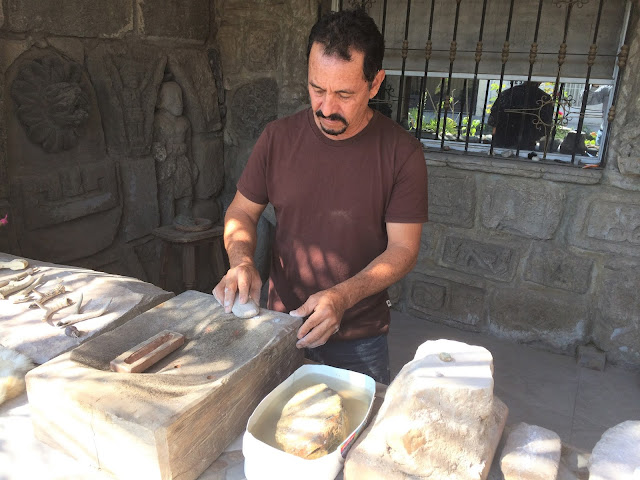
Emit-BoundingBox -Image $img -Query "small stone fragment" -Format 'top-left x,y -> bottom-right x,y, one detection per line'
275,383 -> 346,459
231,296 -> 259,319
500,422 -> 561,480
64,326 -> 81,338
589,420 -> 640,480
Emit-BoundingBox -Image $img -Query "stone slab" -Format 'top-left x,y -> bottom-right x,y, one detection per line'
0,253 -> 173,365
120,156 -> 160,242
5,0 -> 133,37
26,291 -> 304,480
137,0 -> 210,41
500,422 -> 562,480
343,339 -> 508,480
589,421 -> 640,480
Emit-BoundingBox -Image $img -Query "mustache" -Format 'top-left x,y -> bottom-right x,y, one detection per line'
315,110 -> 348,125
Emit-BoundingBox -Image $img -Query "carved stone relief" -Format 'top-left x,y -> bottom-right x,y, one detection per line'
441,235 -> 517,281
570,191 -> 640,257
524,243 -> 594,294
87,44 -> 166,156
481,177 -> 565,240
152,81 -> 197,226
11,55 -> 90,153
6,48 -> 121,263
427,167 -> 476,228
407,273 -> 485,327
230,78 -> 278,139
245,26 -> 279,72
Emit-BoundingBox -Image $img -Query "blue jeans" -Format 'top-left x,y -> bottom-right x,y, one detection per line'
305,335 -> 390,385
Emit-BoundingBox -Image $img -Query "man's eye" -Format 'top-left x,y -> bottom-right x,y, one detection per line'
338,94 -> 351,100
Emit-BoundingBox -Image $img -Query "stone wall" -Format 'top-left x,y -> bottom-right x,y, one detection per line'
396,10 -> 640,369
0,0 -> 318,289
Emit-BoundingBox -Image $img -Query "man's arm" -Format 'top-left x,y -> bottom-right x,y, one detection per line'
292,222 -> 423,348
212,191 -> 266,312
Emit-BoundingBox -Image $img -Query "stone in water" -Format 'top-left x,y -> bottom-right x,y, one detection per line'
275,383 -> 346,459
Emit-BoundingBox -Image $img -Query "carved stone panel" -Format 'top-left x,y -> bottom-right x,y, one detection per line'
87,44 -> 166,157
230,78 -> 278,139
406,273 -> 486,326
481,177 -> 565,239
428,167 -> 476,228
168,50 -> 221,134
441,235 -> 517,281
5,49 -> 121,263
120,156 -> 159,242
11,55 -> 90,153
524,243 -> 594,294
137,0 -> 210,41
489,289 -> 588,352
570,191 -> 640,257
593,261 -> 640,366
5,0 -> 133,37
245,25 -> 279,72
192,133 -> 224,200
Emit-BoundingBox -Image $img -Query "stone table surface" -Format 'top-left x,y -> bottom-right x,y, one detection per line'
0,252 -> 174,364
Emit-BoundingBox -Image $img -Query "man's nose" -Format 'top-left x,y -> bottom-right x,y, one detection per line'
320,93 -> 338,116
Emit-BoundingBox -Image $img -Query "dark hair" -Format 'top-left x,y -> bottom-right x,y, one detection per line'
307,9 -> 385,84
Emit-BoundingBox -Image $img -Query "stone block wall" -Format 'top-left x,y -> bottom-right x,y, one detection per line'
396,10 -> 640,369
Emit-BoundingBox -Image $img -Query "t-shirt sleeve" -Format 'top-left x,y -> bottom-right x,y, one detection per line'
385,144 -> 429,224
236,126 -> 271,205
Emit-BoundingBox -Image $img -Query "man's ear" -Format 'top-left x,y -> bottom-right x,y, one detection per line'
369,69 -> 386,99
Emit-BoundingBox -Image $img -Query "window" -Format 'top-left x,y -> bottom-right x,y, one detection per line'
341,0 -> 633,167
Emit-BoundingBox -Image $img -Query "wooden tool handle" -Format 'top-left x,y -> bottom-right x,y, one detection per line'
110,330 -> 185,373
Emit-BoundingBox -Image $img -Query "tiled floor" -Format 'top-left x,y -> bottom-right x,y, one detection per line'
2,310 -> 639,479
388,310 -> 640,452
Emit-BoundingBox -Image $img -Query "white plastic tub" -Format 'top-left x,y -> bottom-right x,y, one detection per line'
243,364 -> 376,480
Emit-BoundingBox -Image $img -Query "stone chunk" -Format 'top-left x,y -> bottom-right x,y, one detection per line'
500,422 -> 561,480
589,421 -> 640,480
275,383 -> 346,459
344,339 -> 508,480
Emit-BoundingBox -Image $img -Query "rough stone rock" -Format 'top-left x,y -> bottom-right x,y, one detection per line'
0,345 -> 35,405
589,421 -> 640,480
344,339 -> 508,480
5,0 -> 133,37
231,296 -> 260,319
500,422 -> 561,480
275,383 -> 346,459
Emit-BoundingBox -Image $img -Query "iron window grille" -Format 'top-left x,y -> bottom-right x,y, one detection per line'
336,0 -> 632,168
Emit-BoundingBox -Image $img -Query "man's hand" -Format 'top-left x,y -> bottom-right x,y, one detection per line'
291,287 -> 350,349
212,262 -> 262,314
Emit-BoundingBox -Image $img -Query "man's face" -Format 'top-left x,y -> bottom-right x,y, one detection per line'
308,42 -> 384,140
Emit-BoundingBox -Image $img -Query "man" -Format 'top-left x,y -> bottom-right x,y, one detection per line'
213,9 -> 428,384
488,81 -> 554,151
583,84 -> 612,146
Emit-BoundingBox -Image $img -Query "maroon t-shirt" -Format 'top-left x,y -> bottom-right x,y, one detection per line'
238,108 -> 428,340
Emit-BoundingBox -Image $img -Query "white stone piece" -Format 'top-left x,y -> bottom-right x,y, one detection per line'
589,421 -> 640,480
232,296 -> 260,319
0,345 -> 35,405
500,422 -> 561,480
344,339 -> 508,480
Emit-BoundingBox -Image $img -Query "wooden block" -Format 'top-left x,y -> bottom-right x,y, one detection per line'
26,291 -> 304,480
110,330 -> 185,373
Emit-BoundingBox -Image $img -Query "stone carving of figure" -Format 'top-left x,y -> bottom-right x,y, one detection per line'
152,81 -> 198,226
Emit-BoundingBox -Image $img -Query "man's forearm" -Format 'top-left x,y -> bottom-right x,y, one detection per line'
223,205 -> 259,269
331,242 -> 418,311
